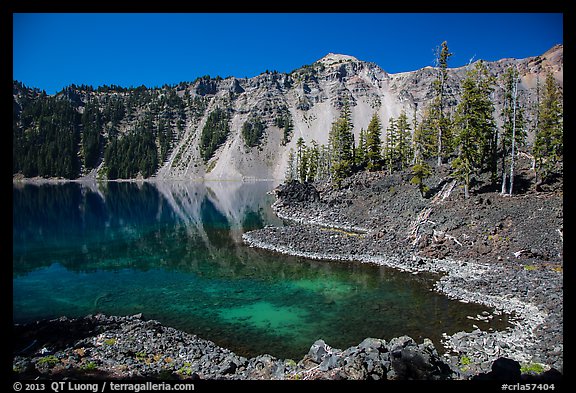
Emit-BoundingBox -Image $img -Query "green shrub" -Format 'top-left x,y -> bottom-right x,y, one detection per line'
459,356 -> 472,372
177,362 -> 193,376
521,363 -> 546,374
81,361 -> 97,371
38,355 -> 59,366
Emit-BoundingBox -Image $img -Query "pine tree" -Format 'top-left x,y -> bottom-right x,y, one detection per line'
452,61 -> 497,198
396,110 -> 412,170
81,99 -> 102,170
384,117 -> 397,174
366,113 -> 383,171
285,148 -> 296,182
500,66 -> 526,195
340,100 -> 355,163
317,144 -> 332,181
355,128 -> 368,169
305,140 -> 320,182
296,137 -> 307,182
433,41 -> 453,166
411,103 -> 419,164
341,97 -> 353,128
410,162 -> 432,197
476,64 -> 498,183
329,118 -> 354,186
199,107 -> 230,162
328,102 -> 355,187
533,72 -> 563,190
283,115 -> 294,145
242,116 -> 266,148
413,107 -> 437,163
157,118 -> 173,163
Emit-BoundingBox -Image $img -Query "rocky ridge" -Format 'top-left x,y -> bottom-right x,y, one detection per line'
13,45 -> 563,181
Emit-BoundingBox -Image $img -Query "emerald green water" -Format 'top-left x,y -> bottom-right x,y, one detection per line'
13,181 -> 509,360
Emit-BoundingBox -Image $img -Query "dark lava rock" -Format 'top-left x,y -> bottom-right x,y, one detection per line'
387,336 -> 453,380
15,315 -> 558,381
291,336 -> 453,380
521,368 -> 563,382
307,339 -> 330,363
473,357 -> 521,380
275,180 -> 320,205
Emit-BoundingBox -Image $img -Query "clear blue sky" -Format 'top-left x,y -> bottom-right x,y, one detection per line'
13,13 -> 563,94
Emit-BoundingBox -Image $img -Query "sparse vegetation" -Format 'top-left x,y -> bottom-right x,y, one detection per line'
177,362 -> 194,376
520,363 -> 546,374
241,116 -> 266,148
199,108 -> 230,162
38,355 -> 59,366
81,361 -> 98,371
459,356 -> 472,371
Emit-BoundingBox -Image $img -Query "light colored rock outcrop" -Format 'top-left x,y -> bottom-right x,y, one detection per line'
153,45 -> 562,182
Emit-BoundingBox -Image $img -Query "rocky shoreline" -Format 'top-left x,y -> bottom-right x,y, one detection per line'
13,314 -> 457,381
243,171 -> 563,377
242,228 -> 559,376
12,314 -> 561,381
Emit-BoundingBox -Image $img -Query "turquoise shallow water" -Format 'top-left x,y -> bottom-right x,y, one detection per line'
13,181 -> 509,360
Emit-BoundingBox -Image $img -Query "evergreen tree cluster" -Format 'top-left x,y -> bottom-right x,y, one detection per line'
533,73 -> 563,189
13,95 -> 81,178
451,61 -> 498,198
383,112 -> 412,173
408,49 -> 560,197
81,100 -> 103,170
157,118 -> 174,163
285,41 -> 562,198
500,66 -> 526,195
275,108 -> 294,145
199,108 -> 230,162
241,116 -> 266,148
13,80 -> 210,179
104,129 -> 158,179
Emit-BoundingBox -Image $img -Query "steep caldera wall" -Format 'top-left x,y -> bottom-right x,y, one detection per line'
12,45 -> 562,182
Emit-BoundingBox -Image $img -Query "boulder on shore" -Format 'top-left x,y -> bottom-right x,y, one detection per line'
274,181 -> 320,205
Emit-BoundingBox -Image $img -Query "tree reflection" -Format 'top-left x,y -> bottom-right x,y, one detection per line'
13,181 -> 277,277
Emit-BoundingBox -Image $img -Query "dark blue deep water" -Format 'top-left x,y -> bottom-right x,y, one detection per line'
13,181 -> 509,360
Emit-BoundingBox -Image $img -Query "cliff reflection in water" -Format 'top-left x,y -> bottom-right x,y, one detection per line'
13,180 -> 282,277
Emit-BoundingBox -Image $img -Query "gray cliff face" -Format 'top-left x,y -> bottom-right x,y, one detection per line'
165,45 -> 562,182
13,45 -> 563,181
172,46 -> 563,180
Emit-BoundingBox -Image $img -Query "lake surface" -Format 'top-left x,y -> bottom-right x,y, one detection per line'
13,181 -> 509,360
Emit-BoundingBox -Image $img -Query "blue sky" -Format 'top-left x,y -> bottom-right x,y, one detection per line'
13,13 -> 563,94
